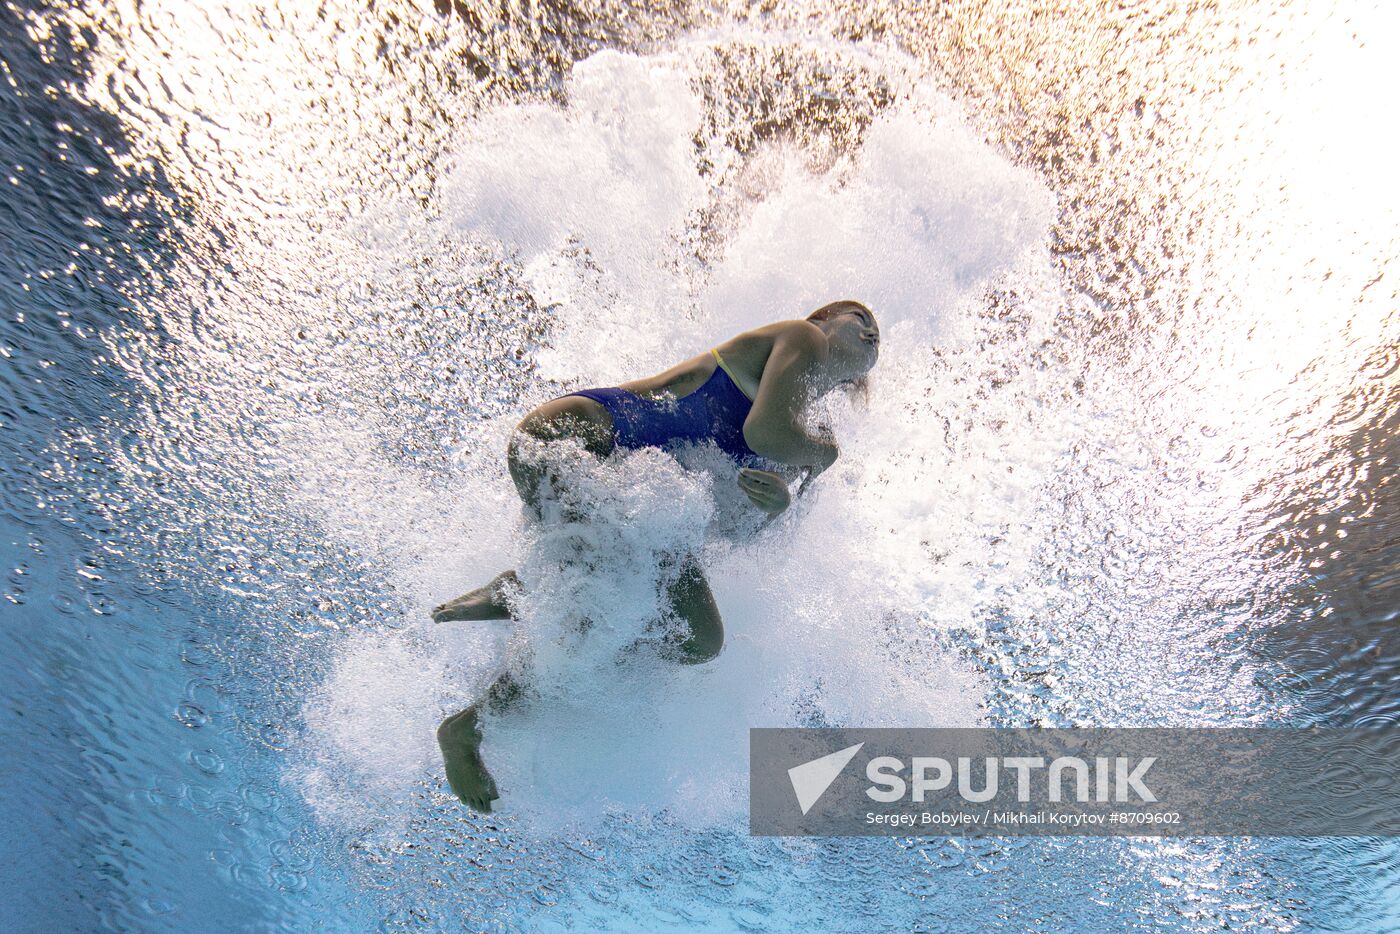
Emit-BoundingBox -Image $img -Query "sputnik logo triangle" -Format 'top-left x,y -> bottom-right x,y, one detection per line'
788,742 -> 865,815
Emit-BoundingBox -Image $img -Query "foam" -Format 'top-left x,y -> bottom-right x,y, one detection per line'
702,98 -> 1054,341
297,36 -> 1056,829
437,50 -> 709,385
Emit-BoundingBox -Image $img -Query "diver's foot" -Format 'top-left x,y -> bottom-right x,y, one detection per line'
432,571 -> 518,623
436,707 -> 499,812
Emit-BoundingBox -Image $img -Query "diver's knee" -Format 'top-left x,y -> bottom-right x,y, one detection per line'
677,621 -> 724,664
681,641 -> 723,665
660,637 -> 722,666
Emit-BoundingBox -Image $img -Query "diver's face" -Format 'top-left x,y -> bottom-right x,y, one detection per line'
826,306 -> 880,375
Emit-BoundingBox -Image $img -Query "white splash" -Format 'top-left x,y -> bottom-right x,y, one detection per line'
298,36 -> 1057,829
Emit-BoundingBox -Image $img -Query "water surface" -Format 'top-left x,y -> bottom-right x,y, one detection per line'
2,0 -> 1398,930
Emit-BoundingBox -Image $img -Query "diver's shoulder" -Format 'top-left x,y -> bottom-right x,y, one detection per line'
768,319 -> 828,356
716,319 -> 826,372
748,318 -> 826,349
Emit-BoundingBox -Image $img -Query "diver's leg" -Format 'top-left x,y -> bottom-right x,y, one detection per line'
431,395 -> 614,625
660,553 -> 725,664
435,397 -> 613,809
436,672 -> 521,812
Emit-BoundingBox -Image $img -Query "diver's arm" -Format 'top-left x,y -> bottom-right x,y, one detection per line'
741,323 -> 840,469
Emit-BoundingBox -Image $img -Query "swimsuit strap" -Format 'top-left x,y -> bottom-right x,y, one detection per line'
710,347 -> 755,402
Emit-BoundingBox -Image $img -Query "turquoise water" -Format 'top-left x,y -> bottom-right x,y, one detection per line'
2,0 -> 1399,930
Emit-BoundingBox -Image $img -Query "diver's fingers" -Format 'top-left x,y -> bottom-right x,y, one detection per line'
739,478 -> 770,498
743,488 -> 778,509
738,471 -> 775,492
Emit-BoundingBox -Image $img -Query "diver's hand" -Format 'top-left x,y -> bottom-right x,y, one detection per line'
738,468 -> 791,516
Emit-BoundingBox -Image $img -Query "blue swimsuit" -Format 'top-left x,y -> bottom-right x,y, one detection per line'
566,348 -> 762,464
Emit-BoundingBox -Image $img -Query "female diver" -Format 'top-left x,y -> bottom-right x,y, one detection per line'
432,299 -> 880,811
